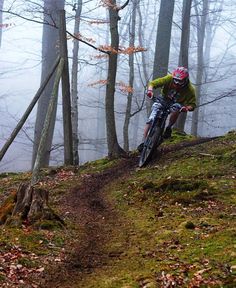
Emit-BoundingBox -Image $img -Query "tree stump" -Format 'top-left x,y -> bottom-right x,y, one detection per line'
1,182 -> 64,228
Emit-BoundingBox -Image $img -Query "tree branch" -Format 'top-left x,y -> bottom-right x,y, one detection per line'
119,0 -> 130,11
198,89 -> 236,108
0,9 -> 110,54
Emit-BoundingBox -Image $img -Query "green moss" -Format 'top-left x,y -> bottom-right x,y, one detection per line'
0,132 -> 236,287
0,191 -> 17,224
155,178 -> 209,192
80,158 -> 119,174
164,129 -> 196,145
34,219 -> 64,230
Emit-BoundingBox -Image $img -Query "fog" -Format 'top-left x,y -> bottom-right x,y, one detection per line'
0,0 -> 236,173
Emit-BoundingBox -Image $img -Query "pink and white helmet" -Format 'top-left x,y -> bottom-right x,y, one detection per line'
172,67 -> 189,88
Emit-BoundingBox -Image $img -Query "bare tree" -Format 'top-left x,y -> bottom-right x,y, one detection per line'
191,0 -> 208,136
71,0 -> 82,165
123,0 -> 139,151
152,0 -> 175,81
105,0 -> 129,158
198,0 -> 224,134
32,0 -> 65,169
175,0 -> 192,132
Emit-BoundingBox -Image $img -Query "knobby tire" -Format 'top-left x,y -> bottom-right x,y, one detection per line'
139,125 -> 162,167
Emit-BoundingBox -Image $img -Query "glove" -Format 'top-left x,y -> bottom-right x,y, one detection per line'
180,106 -> 189,112
147,89 -> 153,99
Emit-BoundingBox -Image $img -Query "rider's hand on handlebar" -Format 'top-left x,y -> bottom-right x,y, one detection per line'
180,105 -> 193,112
180,106 -> 189,112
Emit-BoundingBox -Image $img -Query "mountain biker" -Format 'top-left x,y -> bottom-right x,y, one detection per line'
138,67 -> 196,152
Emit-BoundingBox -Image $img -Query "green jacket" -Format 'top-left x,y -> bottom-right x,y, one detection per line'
149,74 -> 196,109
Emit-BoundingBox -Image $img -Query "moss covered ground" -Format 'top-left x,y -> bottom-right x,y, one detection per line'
0,131 -> 235,287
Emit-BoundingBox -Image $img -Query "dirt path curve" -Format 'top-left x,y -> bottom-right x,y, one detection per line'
41,137 -> 217,287
41,155 -> 138,288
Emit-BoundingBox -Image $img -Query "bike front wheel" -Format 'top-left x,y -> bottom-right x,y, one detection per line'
139,125 -> 162,167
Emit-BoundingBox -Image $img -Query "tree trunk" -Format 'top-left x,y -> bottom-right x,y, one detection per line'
105,0 -> 127,158
31,58 -> 64,185
32,0 -> 65,169
0,0 -> 4,48
59,10 -> 74,166
153,0 -> 175,81
191,0 -> 208,136
71,0 -> 82,165
123,0 -> 138,152
137,2 -> 155,116
198,0 -> 223,135
175,0 -> 192,132
1,183 -> 64,228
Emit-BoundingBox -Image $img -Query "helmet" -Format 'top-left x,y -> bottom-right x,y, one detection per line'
172,67 -> 189,88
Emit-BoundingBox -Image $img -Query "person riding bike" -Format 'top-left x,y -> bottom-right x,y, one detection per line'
138,67 -> 196,152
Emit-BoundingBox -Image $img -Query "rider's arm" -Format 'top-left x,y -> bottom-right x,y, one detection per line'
148,74 -> 172,89
182,83 -> 196,111
147,75 -> 172,99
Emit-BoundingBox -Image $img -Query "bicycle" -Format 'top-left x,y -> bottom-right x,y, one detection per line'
138,96 -> 181,168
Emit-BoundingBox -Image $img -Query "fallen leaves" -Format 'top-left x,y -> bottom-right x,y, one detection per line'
0,245 -> 42,287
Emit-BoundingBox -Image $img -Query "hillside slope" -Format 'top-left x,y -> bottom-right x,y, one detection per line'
0,131 -> 235,287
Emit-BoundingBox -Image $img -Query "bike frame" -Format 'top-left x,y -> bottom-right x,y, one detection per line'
138,100 -> 174,167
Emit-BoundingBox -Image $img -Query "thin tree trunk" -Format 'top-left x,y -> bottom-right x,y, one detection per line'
137,3 -> 152,116
31,58 -> 64,185
59,10 -> 73,165
198,0 -> 223,135
153,0 -> 175,80
105,0 -> 128,158
191,0 -> 208,136
32,0 -> 64,169
175,0 -> 192,132
123,0 -> 138,151
71,0 -> 82,165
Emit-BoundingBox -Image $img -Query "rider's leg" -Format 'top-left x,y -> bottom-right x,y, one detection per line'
143,123 -> 151,140
167,111 -> 180,127
143,101 -> 162,140
137,122 -> 151,152
164,111 -> 180,139
138,101 -> 162,151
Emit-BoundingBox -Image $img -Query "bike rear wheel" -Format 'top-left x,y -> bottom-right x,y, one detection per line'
139,125 -> 162,167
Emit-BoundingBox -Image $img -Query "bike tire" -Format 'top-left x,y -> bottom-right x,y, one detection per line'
139,125 -> 162,167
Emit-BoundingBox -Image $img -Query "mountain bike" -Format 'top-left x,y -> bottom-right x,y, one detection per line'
139,98 -> 179,167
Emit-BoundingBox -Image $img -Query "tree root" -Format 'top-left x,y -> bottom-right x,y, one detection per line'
0,182 -> 64,229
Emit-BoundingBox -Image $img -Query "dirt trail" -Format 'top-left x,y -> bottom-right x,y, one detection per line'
41,156 -> 138,288
41,137 -> 217,287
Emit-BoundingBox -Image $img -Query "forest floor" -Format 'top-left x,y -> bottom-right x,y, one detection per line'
0,131 -> 236,287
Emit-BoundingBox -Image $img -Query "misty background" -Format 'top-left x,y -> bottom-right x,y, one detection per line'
0,0 -> 236,173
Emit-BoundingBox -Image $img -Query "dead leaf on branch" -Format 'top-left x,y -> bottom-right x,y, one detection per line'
117,81 -> 134,94
92,54 -> 109,59
100,0 -> 118,10
87,79 -> 133,94
88,79 -> 108,87
97,45 -> 147,54
119,46 -> 147,54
